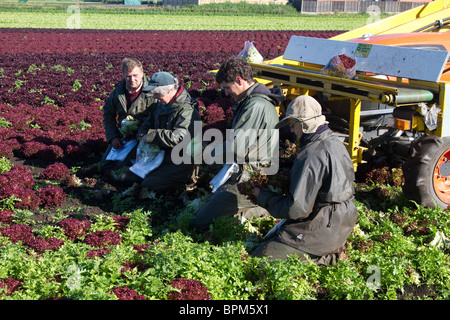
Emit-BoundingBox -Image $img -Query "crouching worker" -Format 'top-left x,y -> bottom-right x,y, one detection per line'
117,71 -> 200,197
191,56 -> 283,231
100,58 -> 157,176
251,95 -> 357,265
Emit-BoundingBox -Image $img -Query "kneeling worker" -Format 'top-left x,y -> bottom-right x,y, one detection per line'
251,95 -> 357,264
118,71 -> 200,195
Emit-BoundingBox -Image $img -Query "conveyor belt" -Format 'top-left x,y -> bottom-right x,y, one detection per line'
385,87 -> 435,104
250,62 -> 437,106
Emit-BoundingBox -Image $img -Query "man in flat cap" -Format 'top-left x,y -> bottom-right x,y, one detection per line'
117,71 -> 200,195
251,95 -> 357,265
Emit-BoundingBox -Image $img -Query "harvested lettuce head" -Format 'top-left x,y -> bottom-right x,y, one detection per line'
119,115 -> 139,137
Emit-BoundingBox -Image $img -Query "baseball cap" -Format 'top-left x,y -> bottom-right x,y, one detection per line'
275,95 -> 328,133
143,71 -> 175,92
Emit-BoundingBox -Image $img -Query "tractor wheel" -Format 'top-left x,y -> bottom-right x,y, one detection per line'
402,135 -> 450,209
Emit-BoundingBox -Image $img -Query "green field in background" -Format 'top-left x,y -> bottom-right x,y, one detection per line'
0,11 -> 377,30
0,2 -> 385,30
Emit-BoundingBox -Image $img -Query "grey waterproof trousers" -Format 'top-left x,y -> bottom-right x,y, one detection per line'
251,237 -> 342,265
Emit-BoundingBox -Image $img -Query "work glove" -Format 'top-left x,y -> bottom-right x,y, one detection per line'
144,129 -> 158,144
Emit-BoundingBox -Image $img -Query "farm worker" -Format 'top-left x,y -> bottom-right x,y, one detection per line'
116,71 -> 200,195
101,57 -> 157,172
251,95 -> 358,264
191,56 -> 283,230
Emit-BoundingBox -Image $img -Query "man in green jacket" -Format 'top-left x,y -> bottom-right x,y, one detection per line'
191,56 -> 283,231
117,71 -> 200,194
101,58 -> 157,171
251,95 -> 358,265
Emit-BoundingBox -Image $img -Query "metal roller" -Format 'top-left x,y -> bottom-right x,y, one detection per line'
381,88 -> 434,105
395,88 -> 435,104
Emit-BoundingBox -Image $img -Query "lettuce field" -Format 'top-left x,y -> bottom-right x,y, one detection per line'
1,23 -> 450,305
0,3 -> 378,31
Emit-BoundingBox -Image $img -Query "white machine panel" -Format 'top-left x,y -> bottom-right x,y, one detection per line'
283,35 -> 449,82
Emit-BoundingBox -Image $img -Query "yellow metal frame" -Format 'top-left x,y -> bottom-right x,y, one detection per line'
208,0 -> 450,169
250,62 -> 400,105
348,98 -> 365,169
248,61 -> 443,169
331,0 -> 450,41
249,62 -> 440,106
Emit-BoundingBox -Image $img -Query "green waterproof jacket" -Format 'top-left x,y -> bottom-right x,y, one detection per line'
212,82 -> 282,169
257,127 -> 358,256
138,87 -> 200,163
102,76 -> 157,143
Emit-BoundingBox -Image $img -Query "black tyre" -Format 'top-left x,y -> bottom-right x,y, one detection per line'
402,135 -> 450,209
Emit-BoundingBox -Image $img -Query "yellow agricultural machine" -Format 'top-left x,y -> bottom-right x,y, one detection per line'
248,0 -> 450,209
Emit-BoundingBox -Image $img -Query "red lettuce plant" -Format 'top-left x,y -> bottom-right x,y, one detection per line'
0,165 -> 34,190
57,217 -> 91,241
0,222 -> 63,253
237,170 -> 270,205
0,209 -> 14,224
237,168 -> 290,205
14,188 -> 41,210
112,215 -> 130,231
0,127 -> 13,140
0,223 -> 34,244
111,286 -> 146,300
37,185 -> 67,208
19,141 -> 47,159
84,230 -> 122,247
0,186 -> 41,210
202,103 -> 226,125
121,260 -> 148,275
40,163 -> 71,181
0,166 -> 39,209
2,138 -> 20,151
0,143 -> 14,159
364,165 -> 404,187
132,243 -> 152,256
0,139 -> 20,159
27,236 -> 65,254
0,278 -> 22,297
86,247 -> 111,259
39,145 -> 65,160
65,144 -> 92,161
167,278 -> 212,300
